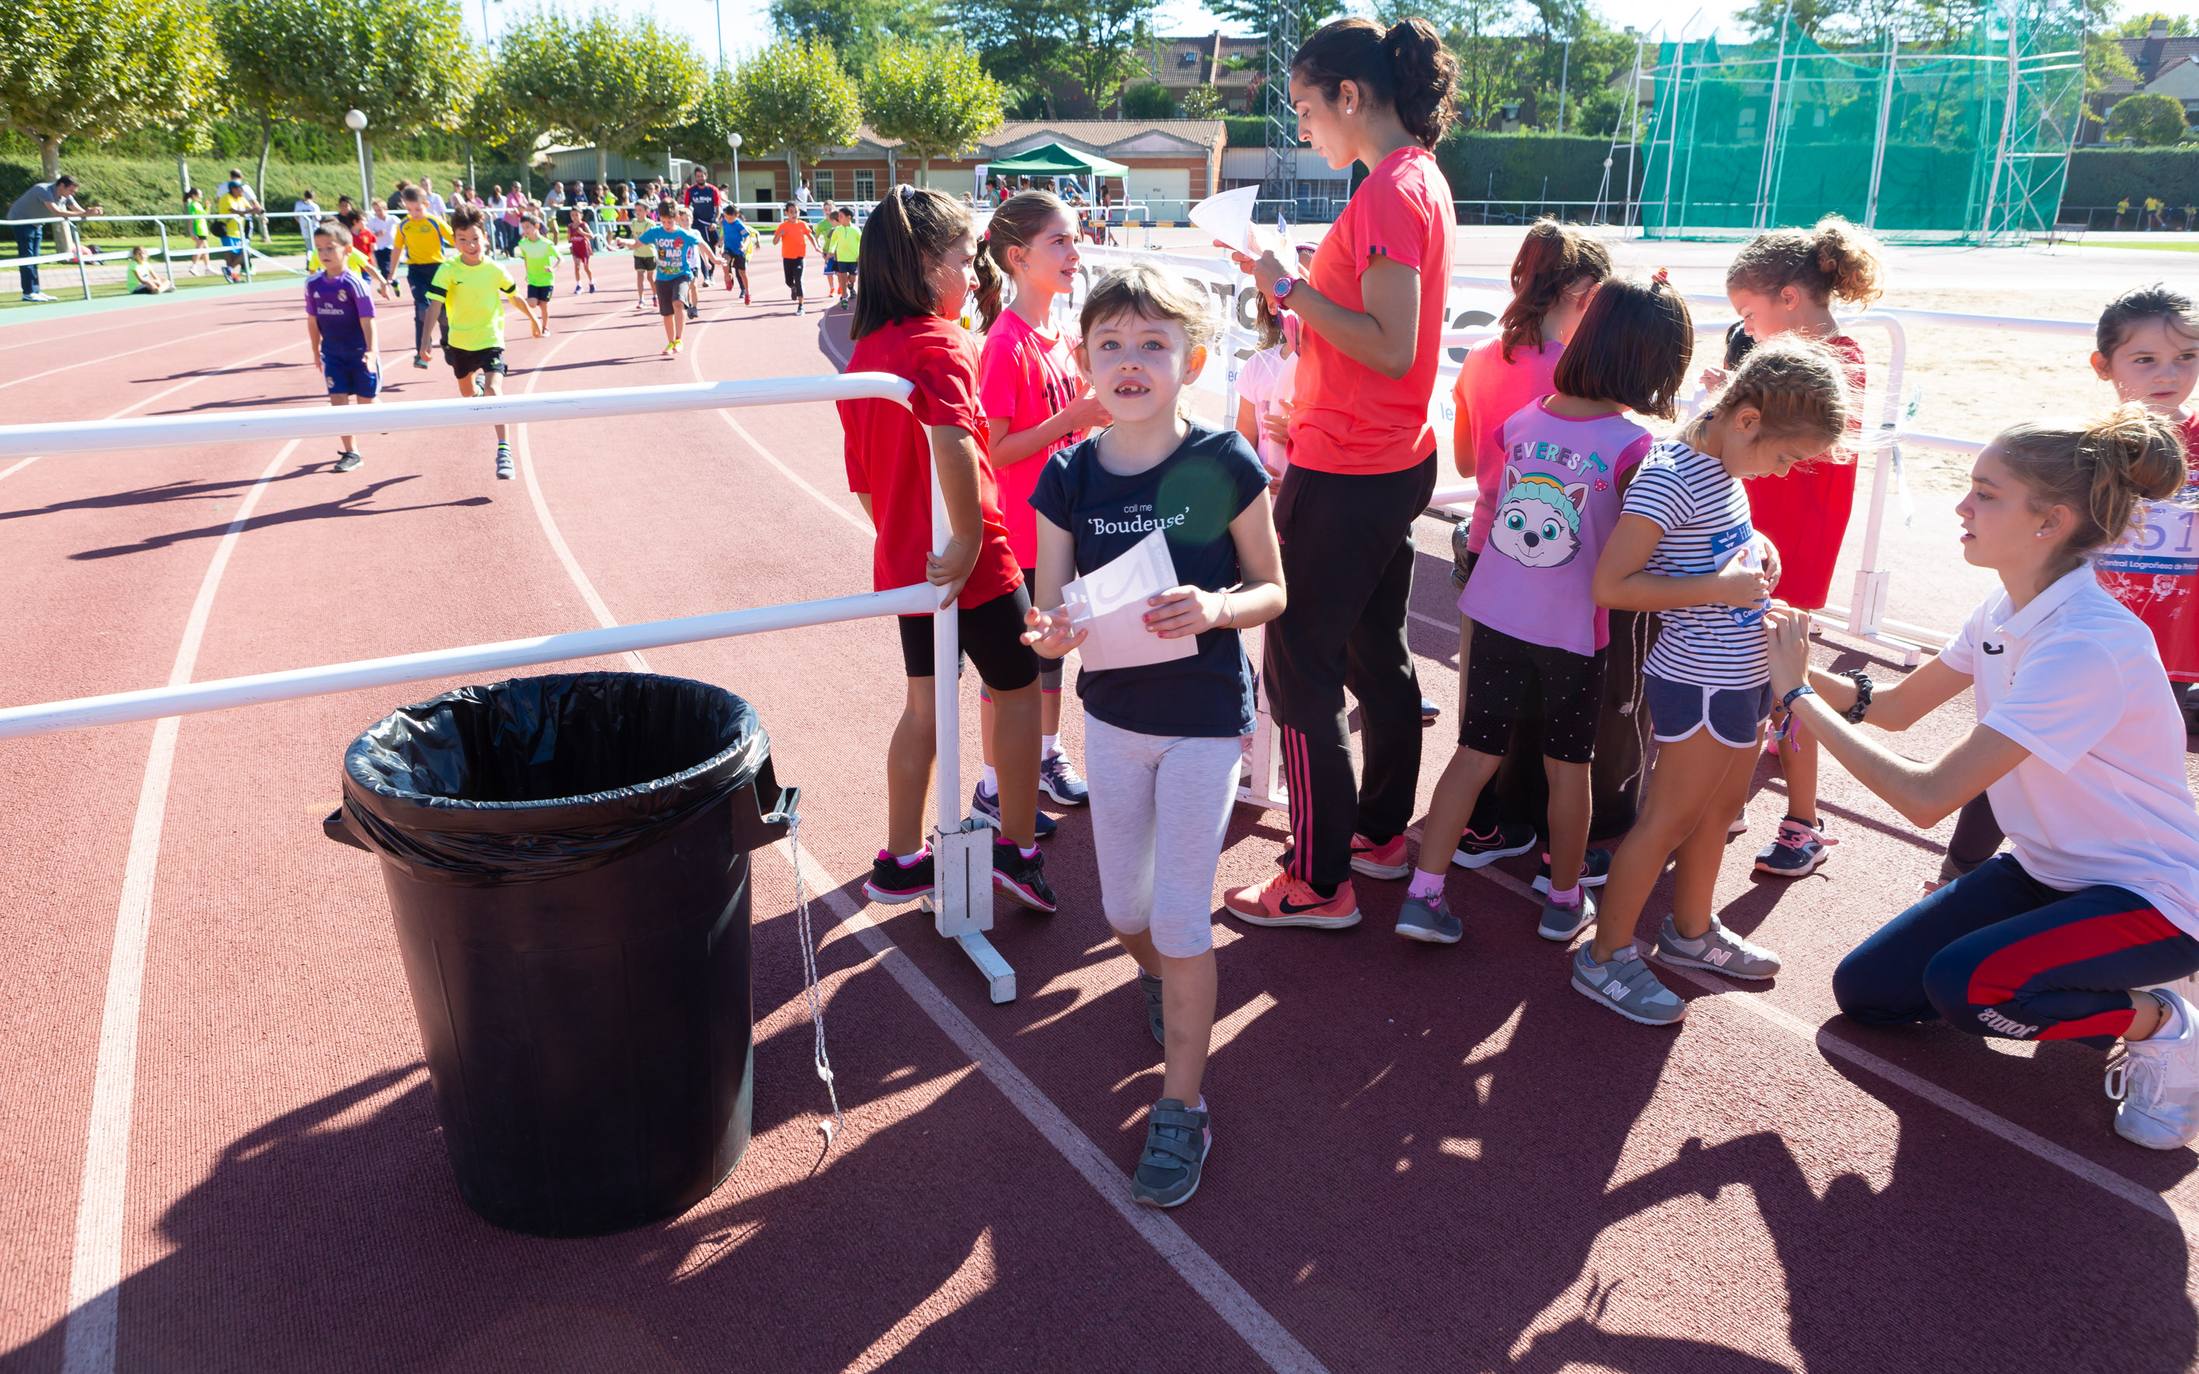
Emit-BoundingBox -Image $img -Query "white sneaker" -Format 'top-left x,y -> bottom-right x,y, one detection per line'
2109,989 -> 2199,1150
24,292 -> 57,302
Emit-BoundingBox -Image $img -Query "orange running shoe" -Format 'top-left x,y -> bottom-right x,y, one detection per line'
1222,869 -> 1359,930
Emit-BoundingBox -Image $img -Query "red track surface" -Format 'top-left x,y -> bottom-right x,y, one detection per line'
4,279 -> 2197,1374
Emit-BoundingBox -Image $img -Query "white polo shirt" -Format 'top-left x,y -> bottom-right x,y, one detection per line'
1941,566 -> 2199,937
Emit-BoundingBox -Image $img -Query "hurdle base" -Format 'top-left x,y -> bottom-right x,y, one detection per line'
924,820 -> 1015,1003
955,931 -> 1017,1004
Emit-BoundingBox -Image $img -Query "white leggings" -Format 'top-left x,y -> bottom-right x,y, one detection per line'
1084,715 -> 1242,959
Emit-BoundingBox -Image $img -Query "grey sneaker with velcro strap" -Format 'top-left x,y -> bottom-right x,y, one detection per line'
1131,1098 -> 1212,1208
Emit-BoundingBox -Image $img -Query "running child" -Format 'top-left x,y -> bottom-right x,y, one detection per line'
972,190 -> 1109,832
391,188 -> 454,364
722,207 -> 754,302
1397,274 -> 1683,946
836,184 -> 1053,915
304,224 -> 380,474
514,214 -> 561,332
773,202 -> 813,314
1574,337 -> 1853,1025
631,203 -> 659,310
415,205 -> 536,481
830,208 -> 862,307
1020,262 -> 1286,1209
183,189 -> 212,275
334,210 -> 394,297
567,201 -> 595,294
639,206 -> 713,357
1720,215 -> 1882,878
676,205 -> 705,320
822,207 -> 845,304
126,246 -> 173,295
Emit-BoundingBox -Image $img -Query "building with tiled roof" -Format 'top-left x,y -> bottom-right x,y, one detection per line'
1126,33 -> 1267,112
2084,18 -> 2199,143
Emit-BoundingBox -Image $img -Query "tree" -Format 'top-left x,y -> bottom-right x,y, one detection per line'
472,11 -> 579,188
1,0 -> 225,180
210,0 -> 327,198
1180,84 -> 1227,120
549,13 -> 707,183
771,0 -> 935,73
725,39 -> 863,192
2107,92 -> 2189,146
947,0 -> 1071,116
1054,0 -> 1159,115
1121,82 -> 1178,119
863,40 -> 1006,186
303,0 -> 479,201
2114,12 -> 2195,38
1204,0 -> 1346,34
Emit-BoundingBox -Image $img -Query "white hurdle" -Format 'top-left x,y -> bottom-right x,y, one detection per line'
0,375 -> 1025,1003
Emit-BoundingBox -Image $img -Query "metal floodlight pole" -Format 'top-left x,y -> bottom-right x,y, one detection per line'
728,132 -> 743,208
1557,38 -> 1571,135
345,110 -> 371,211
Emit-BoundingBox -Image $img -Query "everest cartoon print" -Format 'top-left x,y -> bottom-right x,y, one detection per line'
1489,465 -> 1591,569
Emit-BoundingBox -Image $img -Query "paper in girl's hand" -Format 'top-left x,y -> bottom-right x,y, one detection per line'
1061,528 -> 1199,672
1189,187 -> 1275,260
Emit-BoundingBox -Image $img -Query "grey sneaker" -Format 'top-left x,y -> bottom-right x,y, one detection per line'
1654,915 -> 1782,980
1131,1098 -> 1211,1208
333,449 -> 364,473
1395,892 -> 1462,945
1138,970 -> 1164,1045
1572,945 -> 1686,1025
1537,889 -> 1596,942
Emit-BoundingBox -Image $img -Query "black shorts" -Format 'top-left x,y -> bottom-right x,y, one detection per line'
896,587 -> 1038,691
445,346 -> 506,379
783,259 -> 805,290
525,283 -> 553,302
655,275 -> 690,316
727,250 -> 748,271
836,261 -> 857,281
1458,624 -> 1606,764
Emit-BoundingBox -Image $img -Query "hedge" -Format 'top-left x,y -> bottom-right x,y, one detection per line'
2062,147 -> 2199,208
2,153 -> 532,238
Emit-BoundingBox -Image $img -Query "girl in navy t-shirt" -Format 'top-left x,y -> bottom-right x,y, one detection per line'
1023,264 -> 1285,1210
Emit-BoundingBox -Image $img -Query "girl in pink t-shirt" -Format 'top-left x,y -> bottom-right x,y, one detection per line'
972,191 -> 1112,820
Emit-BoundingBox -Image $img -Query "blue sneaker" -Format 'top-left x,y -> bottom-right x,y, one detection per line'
1039,752 -> 1089,806
971,781 -> 1057,840
1131,1099 -> 1211,1208
1395,893 -> 1462,945
1572,944 -> 1686,1025
1532,848 -> 1612,893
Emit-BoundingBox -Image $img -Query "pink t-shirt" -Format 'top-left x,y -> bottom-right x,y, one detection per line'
1454,335 -> 1563,554
1290,145 -> 1454,476
1460,398 -> 1652,656
978,309 -> 1086,566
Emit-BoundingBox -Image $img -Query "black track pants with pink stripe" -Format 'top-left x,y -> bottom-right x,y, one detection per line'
1264,453 -> 1438,892
1833,854 -> 2199,1047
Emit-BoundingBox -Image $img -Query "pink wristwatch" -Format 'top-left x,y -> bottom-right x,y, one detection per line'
1272,274 -> 1299,311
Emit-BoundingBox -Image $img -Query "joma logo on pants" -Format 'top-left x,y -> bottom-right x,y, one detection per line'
1977,1007 -> 2039,1038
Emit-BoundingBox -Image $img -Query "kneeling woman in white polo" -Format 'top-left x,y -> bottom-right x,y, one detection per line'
1762,405 -> 2199,1149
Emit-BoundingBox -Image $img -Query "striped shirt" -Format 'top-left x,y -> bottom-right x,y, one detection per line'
1625,438 -> 1769,688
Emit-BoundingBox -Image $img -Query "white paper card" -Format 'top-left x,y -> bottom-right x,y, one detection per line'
1188,186 -> 1276,259
1062,527 -> 1198,672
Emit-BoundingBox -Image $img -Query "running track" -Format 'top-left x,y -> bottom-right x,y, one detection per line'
2,277 -> 2195,1374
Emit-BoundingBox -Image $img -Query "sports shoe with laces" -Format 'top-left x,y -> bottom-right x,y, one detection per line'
1572,944 -> 1686,1025
1653,914 -> 1782,980
1131,1098 -> 1211,1208
333,449 -> 363,473
1451,821 -> 1537,870
494,446 -> 515,481
1532,848 -> 1611,892
863,848 -> 934,903
1395,892 -> 1461,945
1039,752 -> 1089,806
970,780 -> 1056,839
1349,833 -> 1411,879
1537,888 -> 1596,942
1223,868 -> 1359,930
2109,989 -> 2199,1150
1755,817 -> 1835,877
991,839 -> 1057,913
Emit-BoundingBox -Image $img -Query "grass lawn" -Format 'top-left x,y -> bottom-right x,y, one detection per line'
0,255 -> 305,312
2072,238 -> 2199,253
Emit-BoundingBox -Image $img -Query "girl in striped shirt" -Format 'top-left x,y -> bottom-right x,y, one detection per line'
1573,338 -> 1853,1025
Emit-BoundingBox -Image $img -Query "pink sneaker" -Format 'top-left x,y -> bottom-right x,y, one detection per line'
1350,833 -> 1411,879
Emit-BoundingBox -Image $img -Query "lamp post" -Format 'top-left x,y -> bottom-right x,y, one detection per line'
727,132 -> 743,210
345,109 -> 371,211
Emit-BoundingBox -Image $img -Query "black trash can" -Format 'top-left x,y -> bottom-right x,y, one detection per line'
325,671 -> 796,1237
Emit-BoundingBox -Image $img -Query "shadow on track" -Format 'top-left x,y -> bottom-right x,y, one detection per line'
68,471 -> 494,560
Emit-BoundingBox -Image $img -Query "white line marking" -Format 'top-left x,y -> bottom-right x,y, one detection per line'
60,439 -> 302,1374
0,322 -> 249,392
1460,856 -> 2191,1232
782,842 -> 1331,1374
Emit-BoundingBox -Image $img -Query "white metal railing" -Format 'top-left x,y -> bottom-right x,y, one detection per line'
0,374 -> 1021,1003
5,210 -> 312,299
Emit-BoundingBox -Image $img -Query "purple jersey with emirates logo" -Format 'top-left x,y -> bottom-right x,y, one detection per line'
306,271 -> 375,355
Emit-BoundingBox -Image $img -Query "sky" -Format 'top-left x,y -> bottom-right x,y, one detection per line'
462,0 -> 1752,66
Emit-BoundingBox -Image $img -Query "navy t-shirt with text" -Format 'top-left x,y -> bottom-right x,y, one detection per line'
1028,424 -> 1267,738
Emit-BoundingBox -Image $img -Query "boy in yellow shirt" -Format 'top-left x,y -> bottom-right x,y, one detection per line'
416,205 -> 538,480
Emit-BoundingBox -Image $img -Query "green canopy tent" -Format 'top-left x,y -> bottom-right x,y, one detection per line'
981,142 -> 1129,206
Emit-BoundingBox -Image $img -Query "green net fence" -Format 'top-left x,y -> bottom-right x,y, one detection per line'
1639,16 -> 2084,244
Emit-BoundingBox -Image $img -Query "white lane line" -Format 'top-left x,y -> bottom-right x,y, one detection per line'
60,439 -> 304,1374
0,336 -> 306,489
781,841 -> 1331,1374
682,318 -> 870,536
0,322 -> 249,393
1459,855 -> 2191,1233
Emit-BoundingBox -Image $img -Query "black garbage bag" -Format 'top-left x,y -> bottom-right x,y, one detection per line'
326,672 -> 796,1237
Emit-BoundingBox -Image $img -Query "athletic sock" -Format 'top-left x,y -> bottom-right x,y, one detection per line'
1548,885 -> 1581,907
1042,734 -> 1060,759
2154,991 -> 2188,1041
1019,844 -> 1040,861
1406,869 -> 1445,902
893,845 -> 929,867
981,764 -> 999,793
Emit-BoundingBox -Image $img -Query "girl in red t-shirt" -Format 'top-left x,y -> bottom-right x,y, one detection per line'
1720,215 -> 1883,880
837,184 -> 1054,913
972,191 -> 1113,828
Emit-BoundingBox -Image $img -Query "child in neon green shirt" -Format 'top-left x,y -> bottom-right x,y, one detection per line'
416,206 -> 537,480
514,214 -> 561,333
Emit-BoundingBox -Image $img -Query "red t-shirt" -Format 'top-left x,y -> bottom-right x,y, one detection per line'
1743,335 -> 1867,610
351,226 -> 377,254
1290,145 -> 1454,475
979,309 -> 1087,567
839,315 -> 1023,610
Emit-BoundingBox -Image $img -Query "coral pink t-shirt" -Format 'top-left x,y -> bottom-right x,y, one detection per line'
1453,336 -> 1563,553
1290,144 -> 1454,476
978,309 -> 1086,566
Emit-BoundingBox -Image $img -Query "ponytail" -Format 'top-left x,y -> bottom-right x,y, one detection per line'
1498,218 -> 1611,363
1997,403 -> 2190,566
973,190 -> 1067,332
1294,17 -> 1460,149
1727,214 -> 1884,308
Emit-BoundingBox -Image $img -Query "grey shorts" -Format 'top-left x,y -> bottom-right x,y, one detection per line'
1646,674 -> 1772,749
1084,716 -> 1241,958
